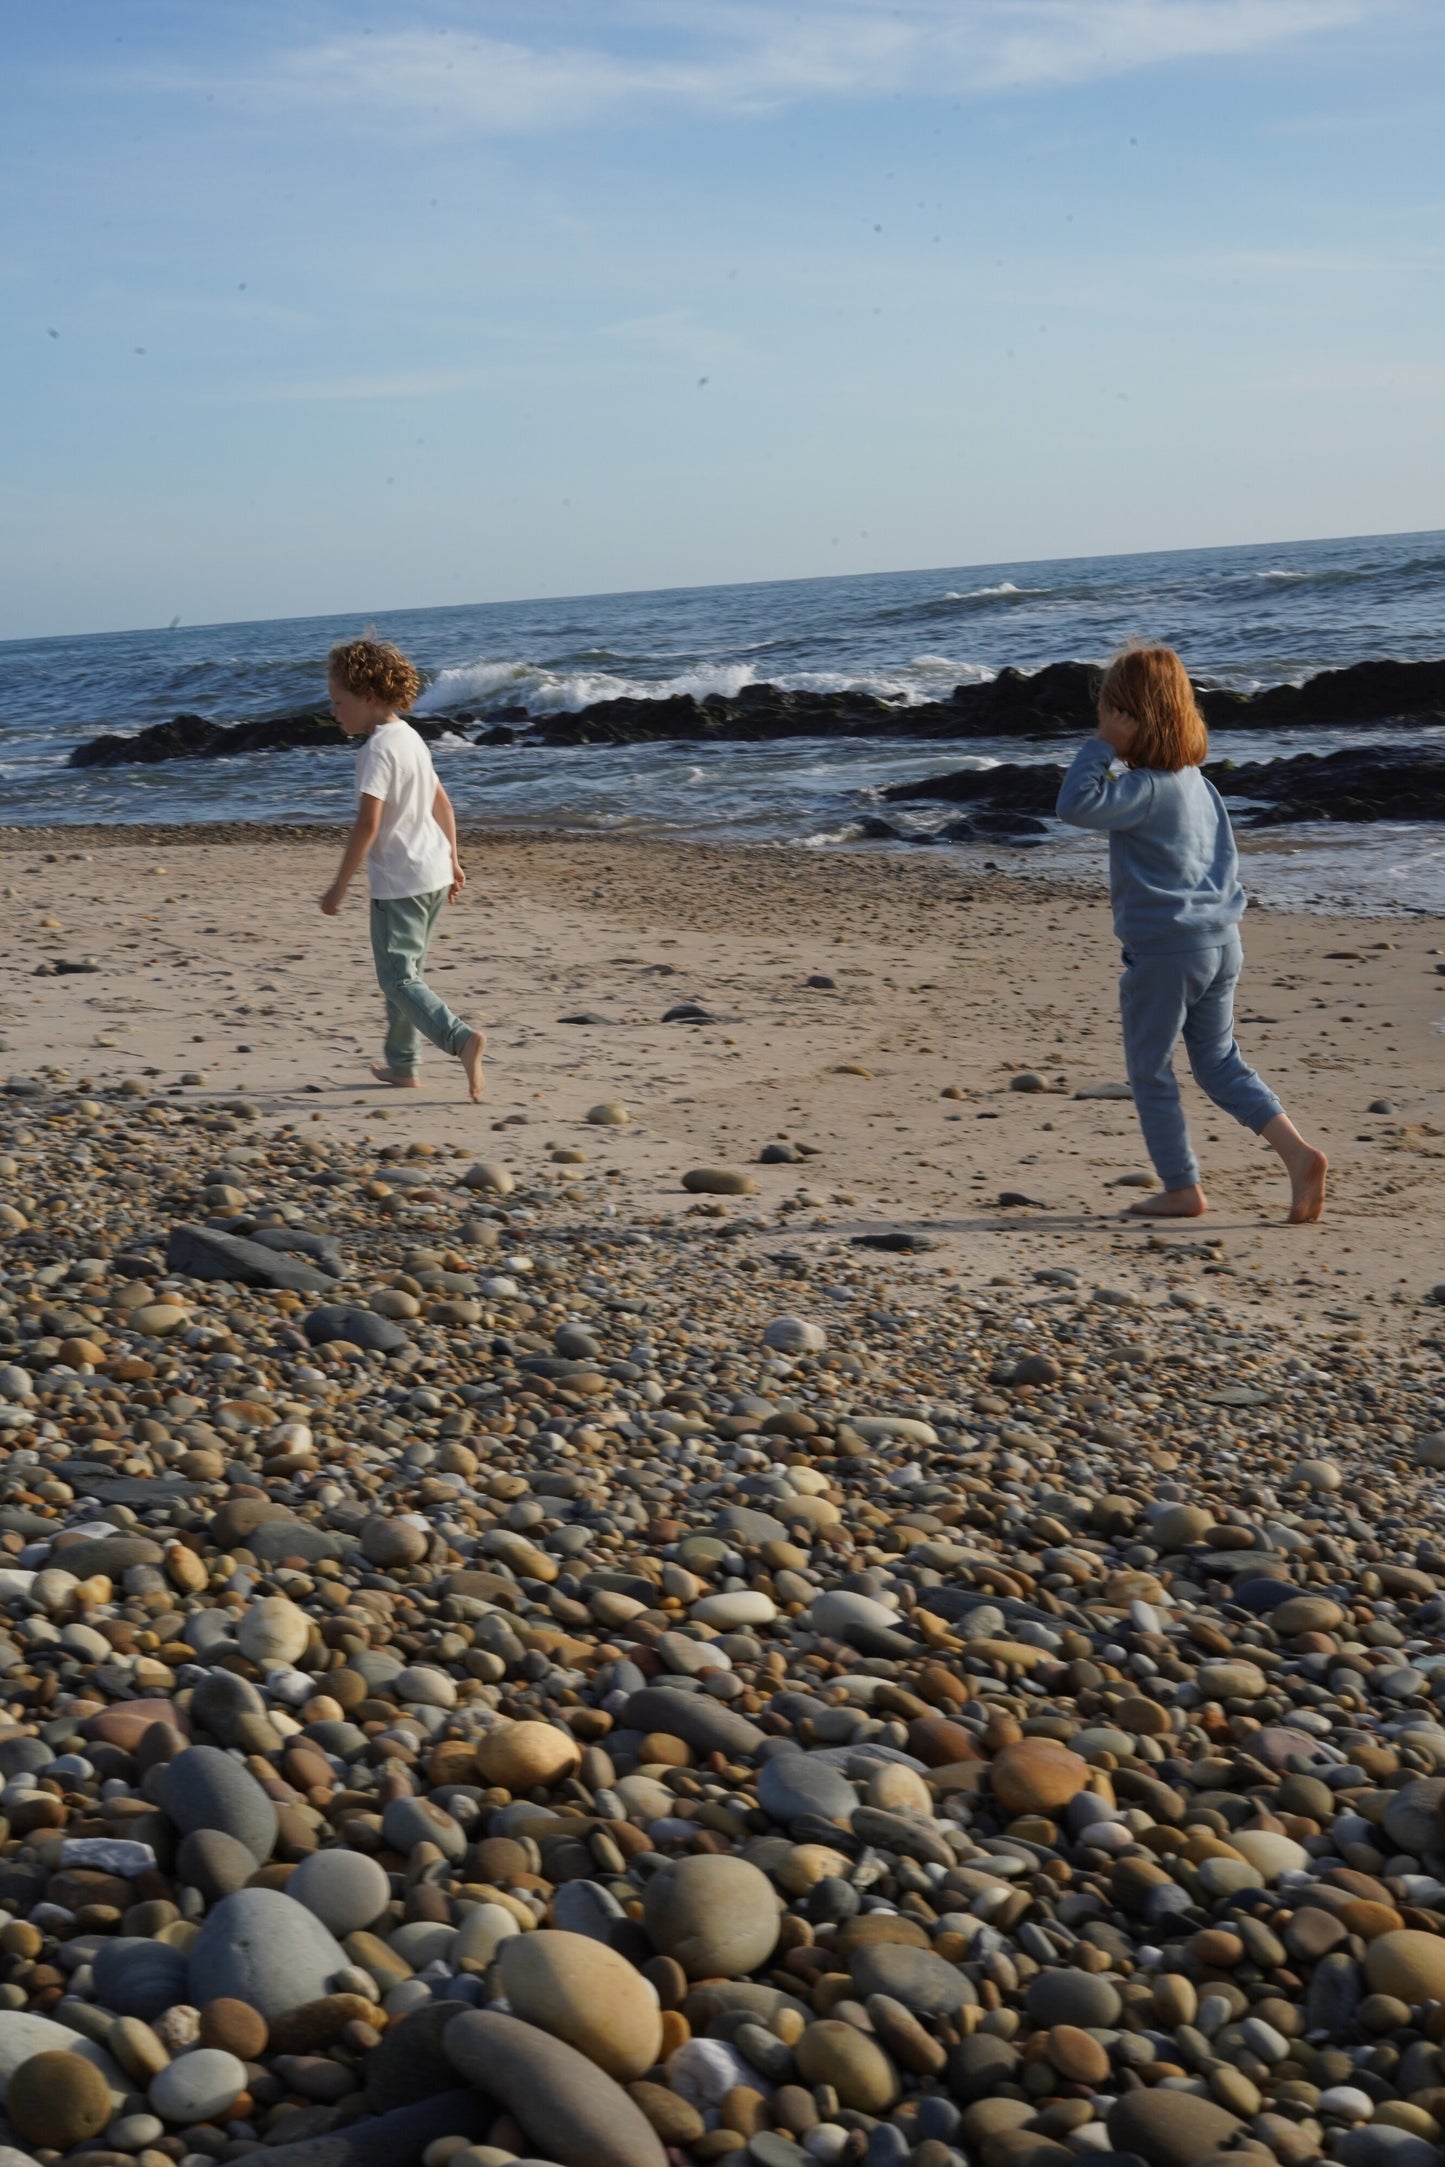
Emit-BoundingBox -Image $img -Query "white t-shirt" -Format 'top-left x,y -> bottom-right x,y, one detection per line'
355,721 -> 454,900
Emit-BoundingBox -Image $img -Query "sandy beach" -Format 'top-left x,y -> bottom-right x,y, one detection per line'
4,826 -> 1443,1338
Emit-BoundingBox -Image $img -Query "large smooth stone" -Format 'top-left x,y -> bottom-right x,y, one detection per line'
187,1888 -> 348,2018
1107,2091 -> 1244,2167
757,1752 -> 857,1829
990,1738 -> 1089,1817
849,1942 -> 977,2017
643,1854 -> 780,1980
236,1596 -> 311,1668
444,2007 -> 667,2167
304,1305 -> 408,1352
287,1850 -> 391,1937
92,1936 -> 190,2021
810,1590 -> 914,1658
497,1930 -> 662,2082
0,2012 -> 123,2101
161,1745 -> 278,1863
149,2048 -> 247,2124
365,2002 -> 472,2114
795,2020 -> 899,2114
1365,1930 -> 1445,2004
7,2052 -> 113,2149
176,1827 -> 258,1903
621,1687 -> 764,1759
474,1721 -> 580,1793
166,1223 -> 332,1292
248,2092 -> 492,2167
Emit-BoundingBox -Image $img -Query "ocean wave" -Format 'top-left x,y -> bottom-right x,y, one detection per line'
941,581 -> 1045,601
414,657 -> 761,715
414,653 -> 995,717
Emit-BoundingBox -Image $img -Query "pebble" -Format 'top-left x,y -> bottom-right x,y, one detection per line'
496,1929 -> 662,2080
6,2050 -> 114,2149
286,1849 -> 392,1936
0,1093 -> 1441,2167
148,2047 -> 247,2123
643,1854 -> 781,1978
444,2008 -> 667,2167
187,1888 -> 349,2017
160,1743 -> 279,1862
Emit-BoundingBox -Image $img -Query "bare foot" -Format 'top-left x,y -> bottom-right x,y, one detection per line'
1260,1115 -> 1328,1224
1286,1145 -> 1328,1224
371,1063 -> 419,1088
460,1030 -> 486,1103
1126,1184 -> 1208,1218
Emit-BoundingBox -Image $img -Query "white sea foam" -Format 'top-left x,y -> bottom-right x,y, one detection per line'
1258,568 -> 1309,582
414,652 -> 994,716
941,581 -> 1042,601
414,658 -> 759,715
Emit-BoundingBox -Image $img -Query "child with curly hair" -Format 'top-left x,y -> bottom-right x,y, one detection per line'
320,637 -> 486,1102
1057,643 -> 1326,1222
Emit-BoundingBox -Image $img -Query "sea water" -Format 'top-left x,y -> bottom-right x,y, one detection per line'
2,528 -> 1443,912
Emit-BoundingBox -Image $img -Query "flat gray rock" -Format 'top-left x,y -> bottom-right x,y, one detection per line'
849,1941 -> 977,2016
810,1588 -> 915,1658
304,1305 -> 409,1353
621,1686 -> 764,1758
187,1887 -> 347,2018
161,1744 -> 278,1863
756,1752 -> 857,1829
92,1935 -> 190,2020
444,2007 -> 667,2167
166,1222 -> 334,1292
0,2011 -> 124,2100
249,2093 -> 492,2167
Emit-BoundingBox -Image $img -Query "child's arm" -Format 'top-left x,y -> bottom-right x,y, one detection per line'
1056,739 -> 1156,831
320,794 -> 383,914
433,783 -> 466,901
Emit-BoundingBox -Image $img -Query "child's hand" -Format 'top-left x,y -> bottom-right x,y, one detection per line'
448,860 -> 467,904
1096,702 -> 1137,757
319,882 -> 346,917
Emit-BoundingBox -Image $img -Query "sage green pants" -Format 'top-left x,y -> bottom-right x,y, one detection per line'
369,890 -> 471,1075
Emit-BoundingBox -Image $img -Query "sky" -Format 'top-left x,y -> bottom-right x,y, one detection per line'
1,0 -> 1442,639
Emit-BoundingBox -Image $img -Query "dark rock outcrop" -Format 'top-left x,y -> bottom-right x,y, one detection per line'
65,657 -> 1445,767
884,743 -> 1445,831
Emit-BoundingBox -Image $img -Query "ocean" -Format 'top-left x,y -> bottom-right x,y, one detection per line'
3,528 -> 1444,911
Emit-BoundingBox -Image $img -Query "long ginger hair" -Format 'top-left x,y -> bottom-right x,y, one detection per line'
1098,645 -> 1208,772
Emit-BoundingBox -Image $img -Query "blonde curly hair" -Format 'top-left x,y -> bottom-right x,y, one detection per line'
327,638 -> 422,712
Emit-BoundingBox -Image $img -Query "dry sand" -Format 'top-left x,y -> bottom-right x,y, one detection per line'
3,825 -> 1443,1337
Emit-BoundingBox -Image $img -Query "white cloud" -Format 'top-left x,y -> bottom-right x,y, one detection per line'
206,1 -> 1382,133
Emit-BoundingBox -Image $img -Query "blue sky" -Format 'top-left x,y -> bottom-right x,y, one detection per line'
2,0 -> 1441,637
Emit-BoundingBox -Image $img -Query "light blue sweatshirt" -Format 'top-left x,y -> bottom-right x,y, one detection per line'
1056,738 -> 1246,954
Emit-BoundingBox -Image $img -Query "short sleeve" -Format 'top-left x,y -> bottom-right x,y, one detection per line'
356,734 -> 394,801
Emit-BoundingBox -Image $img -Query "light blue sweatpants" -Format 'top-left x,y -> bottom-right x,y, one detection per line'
1119,933 -> 1282,1192
370,890 -> 473,1075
